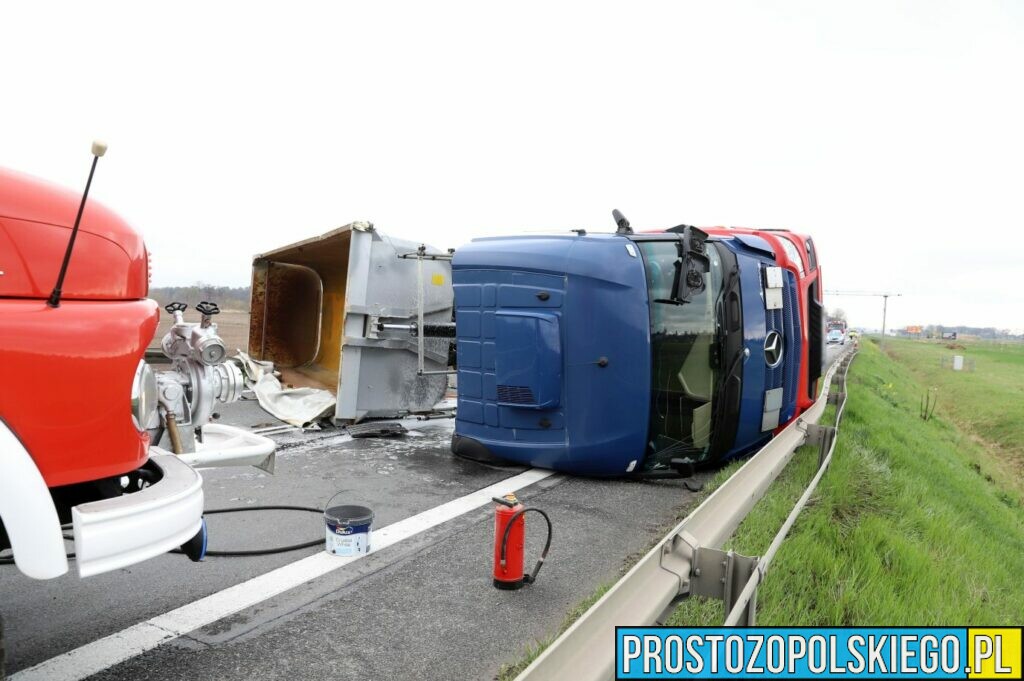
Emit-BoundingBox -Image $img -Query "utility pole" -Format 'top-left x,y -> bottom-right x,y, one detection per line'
826,291 -> 902,348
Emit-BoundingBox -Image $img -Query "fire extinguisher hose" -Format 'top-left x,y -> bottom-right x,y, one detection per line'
499,508 -> 553,585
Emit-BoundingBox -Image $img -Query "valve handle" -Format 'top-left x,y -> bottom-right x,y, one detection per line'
165,302 -> 188,314
196,301 -> 220,316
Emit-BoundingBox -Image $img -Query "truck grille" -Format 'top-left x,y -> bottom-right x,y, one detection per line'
497,385 -> 536,405
765,271 -> 801,422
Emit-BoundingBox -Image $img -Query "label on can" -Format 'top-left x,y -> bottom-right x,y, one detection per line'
325,524 -> 371,557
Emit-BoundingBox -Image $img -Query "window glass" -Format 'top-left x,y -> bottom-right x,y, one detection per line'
805,237 -> 818,271
638,241 -> 723,468
779,236 -> 805,275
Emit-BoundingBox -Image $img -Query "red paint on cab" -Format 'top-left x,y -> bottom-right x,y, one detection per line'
0,168 -> 157,487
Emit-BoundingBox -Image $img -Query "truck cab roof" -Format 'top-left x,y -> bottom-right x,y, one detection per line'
0,167 -> 149,300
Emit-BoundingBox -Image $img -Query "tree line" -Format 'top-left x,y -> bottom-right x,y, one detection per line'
149,284 -> 251,311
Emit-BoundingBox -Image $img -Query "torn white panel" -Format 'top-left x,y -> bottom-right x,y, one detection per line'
232,351 -> 274,384
253,373 -> 336,427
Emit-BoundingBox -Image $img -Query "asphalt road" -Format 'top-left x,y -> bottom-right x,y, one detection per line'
1,345 -> 843,680
0,405 -> 706,680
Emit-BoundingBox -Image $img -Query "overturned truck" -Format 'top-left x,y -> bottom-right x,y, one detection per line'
248,222 -> 455,424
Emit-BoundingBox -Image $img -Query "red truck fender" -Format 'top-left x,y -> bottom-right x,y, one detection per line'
0,420 -> 69,579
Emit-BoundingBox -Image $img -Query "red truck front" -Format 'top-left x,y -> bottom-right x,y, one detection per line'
0,165 -> 206,579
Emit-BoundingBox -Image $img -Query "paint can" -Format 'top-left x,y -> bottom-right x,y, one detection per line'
324,496 -> 374,557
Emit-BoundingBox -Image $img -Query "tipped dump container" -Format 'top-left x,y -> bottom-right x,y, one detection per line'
249,222 -> 453,423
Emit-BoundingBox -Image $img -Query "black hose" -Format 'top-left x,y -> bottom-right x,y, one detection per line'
0,506 -> 326,565
171,505 -> 325,557
0,552 -> 75,565
499,508 -> 553,585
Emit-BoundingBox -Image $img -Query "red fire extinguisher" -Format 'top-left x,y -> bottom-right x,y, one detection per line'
492,493 -> 553,590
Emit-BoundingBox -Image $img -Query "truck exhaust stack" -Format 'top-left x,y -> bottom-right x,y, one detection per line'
248,222 -> 454,423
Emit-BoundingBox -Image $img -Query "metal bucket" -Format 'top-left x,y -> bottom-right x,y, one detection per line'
248,222 -> 453,423
324,497 -> 374,557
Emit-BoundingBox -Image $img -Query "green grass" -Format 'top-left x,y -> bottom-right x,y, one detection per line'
882,337 -> 1024,497
670,339 -> 1024,625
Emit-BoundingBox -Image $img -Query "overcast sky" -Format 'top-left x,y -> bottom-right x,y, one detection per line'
3,2 -> 1022,331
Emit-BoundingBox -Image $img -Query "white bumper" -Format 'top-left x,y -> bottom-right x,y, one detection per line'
72,454 -> 204,578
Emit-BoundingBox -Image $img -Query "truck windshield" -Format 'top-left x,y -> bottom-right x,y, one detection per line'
638,241 -> 724,469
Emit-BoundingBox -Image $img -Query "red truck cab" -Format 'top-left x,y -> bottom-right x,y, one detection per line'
0,166 -> 205,580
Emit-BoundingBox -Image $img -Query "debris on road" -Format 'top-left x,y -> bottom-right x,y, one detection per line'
346,421 -> 408,438
252,373 -> 337,428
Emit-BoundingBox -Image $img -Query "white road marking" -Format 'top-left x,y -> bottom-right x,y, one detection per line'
11,467 -> 555,681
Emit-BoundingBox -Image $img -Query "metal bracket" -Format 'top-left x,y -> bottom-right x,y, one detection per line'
659,530 -> 698,596
805,423 -> 837,466
689,546 -> 760,625
805,423 -> 836,448
655,530 -> 698,624
827,391 -> 846,405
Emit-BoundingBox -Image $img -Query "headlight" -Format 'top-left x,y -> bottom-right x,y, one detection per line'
131,360 -> 159,431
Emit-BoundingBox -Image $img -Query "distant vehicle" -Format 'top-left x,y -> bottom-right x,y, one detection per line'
827,329 -> 846,345
450,217 -> 810,476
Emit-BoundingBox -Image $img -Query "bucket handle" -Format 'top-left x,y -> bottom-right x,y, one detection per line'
323,491 -> 346,520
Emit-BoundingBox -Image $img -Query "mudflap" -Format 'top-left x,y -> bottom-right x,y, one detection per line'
450,433 -> 521,468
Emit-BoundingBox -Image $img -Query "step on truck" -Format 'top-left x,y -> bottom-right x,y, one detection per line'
450,213 -> 809,477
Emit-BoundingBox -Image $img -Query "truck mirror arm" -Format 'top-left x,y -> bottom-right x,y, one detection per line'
651,228 -> 710,305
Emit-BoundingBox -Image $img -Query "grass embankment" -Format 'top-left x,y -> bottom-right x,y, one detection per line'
670,339 -> 1024,625
883,338 -> 1024,499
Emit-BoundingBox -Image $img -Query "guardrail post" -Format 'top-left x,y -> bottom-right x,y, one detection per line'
827,391 -> 846,405
805,423 -> 836,467
689,547 -> 760,625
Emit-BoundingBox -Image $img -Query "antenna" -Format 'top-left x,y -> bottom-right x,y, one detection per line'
47,141 -> 108,308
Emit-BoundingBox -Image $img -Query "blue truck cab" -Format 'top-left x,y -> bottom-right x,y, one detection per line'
450,227 -> 801,476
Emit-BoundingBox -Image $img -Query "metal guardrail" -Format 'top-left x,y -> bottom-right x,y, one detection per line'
516,347 -> 858,681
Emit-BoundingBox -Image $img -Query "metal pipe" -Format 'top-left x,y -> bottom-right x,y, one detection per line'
165,412 -> 184,455
417,249 -> 425,375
